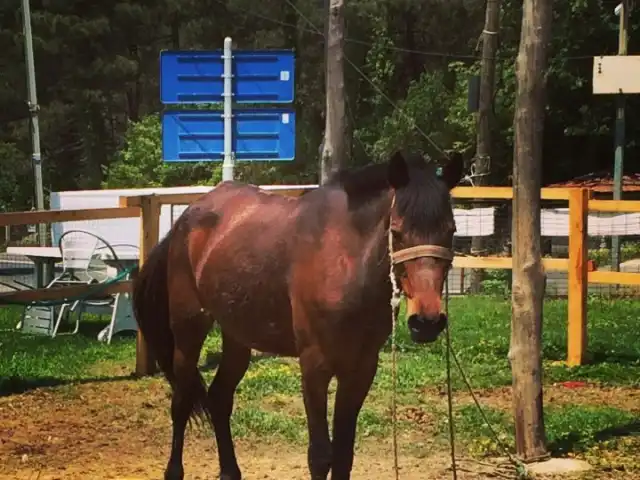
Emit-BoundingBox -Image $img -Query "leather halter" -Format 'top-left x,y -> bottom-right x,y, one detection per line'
391,244 -> 454,265
388,195 -> 454,266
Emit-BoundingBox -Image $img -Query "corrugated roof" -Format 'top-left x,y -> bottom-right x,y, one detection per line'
546,172 -> 640,192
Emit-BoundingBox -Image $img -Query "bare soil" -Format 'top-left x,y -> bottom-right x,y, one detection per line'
1,379 -> 638,479
0,379 -> 468,480
423,382 -> 640,414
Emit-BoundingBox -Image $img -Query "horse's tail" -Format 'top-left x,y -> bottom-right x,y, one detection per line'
132,233 -> 176,382
132,223 -> 213,429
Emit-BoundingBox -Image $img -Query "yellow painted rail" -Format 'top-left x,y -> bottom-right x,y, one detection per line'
1,185 -> 639,371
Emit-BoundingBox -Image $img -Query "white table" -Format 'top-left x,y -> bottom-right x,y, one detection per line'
6,246 -> 60,288
6,246 -> 139,343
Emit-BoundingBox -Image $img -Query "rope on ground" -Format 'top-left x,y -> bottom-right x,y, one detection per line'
447,339 -> 529,478
0,266 -> 135,308
387,261 -> 525,478
442,276 -> 529,479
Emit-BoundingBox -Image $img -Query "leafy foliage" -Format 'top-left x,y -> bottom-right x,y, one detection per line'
102,114 -> 221,188
0,142 -> 31,211
0,0 -> 638,205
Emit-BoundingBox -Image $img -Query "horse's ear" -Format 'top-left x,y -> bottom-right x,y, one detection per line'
388,151 -> 410,189
440,151 -> 464,190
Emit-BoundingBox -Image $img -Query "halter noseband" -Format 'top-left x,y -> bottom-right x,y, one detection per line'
391,244 -> 454,264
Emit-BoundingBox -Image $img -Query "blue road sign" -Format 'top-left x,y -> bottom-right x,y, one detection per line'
160,50 -> 295,104
162,109 -> 296,162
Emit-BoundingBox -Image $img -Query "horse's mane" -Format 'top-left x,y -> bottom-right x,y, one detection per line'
325,154 -> 453,233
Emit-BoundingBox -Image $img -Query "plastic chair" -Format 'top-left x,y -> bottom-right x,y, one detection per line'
80,243 -> 139,343
49,230 -> 124,337
15,230 -> 114,336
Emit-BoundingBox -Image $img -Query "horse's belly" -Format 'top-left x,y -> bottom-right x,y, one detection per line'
206,277 -> 298,356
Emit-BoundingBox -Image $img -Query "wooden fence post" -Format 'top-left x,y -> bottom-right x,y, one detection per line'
567,188 -> 590,367
134,194 -> 161,376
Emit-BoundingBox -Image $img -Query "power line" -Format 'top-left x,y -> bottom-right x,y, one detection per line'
216,0 -> 610,63
217,0 -> 481,60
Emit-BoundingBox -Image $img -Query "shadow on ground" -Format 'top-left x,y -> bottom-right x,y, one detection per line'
1,346 -> 276,397
548,420 -> 640,455
0,372 -> 138,397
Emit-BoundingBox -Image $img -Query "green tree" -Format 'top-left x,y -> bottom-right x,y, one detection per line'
0,142 -> 31,211
1,0 -> 638,211
102,114 -> 221,188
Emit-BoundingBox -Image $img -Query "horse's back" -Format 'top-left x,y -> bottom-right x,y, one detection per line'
183,181 -> 300,244
175,182 -> 301,354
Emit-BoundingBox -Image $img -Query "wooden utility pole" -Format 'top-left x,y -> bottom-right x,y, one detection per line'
320,0 -> 346,184
510,0 -> 551,461
611,0 -> 630,272
470,0 -> 502,292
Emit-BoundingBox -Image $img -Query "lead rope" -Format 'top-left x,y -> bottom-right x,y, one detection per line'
388,227 -> 402,480
388,239 -> 458,480
444,278 -> 458,479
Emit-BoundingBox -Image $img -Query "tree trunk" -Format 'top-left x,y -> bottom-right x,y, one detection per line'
509,0 -> 551,461
320,0 -> 346,184
126,44 -> 141,123
469,0 -> 501,293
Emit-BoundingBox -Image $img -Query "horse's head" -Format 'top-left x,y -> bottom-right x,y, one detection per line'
387,150 -> 463,343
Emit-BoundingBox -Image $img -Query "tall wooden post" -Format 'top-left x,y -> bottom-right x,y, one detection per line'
470,0 -> 502,293
135,195 -> 161,376
567,188 -> 589,366
509,0 -> 551,461
611,0 -> 630,272
320,0 -> 346,184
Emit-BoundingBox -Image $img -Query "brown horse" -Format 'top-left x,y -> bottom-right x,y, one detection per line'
132,150 -> 463,480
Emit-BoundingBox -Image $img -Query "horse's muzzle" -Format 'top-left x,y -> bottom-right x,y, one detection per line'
407,313 -> 447,343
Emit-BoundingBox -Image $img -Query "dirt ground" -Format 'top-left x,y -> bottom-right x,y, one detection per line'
0,379 -> 474,480
1,379 -> 638,480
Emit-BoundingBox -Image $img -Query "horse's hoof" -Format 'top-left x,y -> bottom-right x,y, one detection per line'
220,470 -> 242,480
220,474 -> 241,480
164,463 -> 184,480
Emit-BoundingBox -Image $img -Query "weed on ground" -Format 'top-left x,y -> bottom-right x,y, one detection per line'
1,296 -> 638,478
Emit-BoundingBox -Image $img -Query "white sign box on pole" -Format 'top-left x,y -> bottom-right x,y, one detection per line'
593,56 -> 640,94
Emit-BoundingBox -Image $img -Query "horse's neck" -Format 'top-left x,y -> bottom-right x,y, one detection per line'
352,194 -> 392,284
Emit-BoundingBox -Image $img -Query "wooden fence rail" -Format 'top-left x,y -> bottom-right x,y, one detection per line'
1,186 -> 639,373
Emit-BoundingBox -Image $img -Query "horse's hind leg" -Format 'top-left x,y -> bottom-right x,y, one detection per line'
207,332 -> 251,480
165,317 -> 210,480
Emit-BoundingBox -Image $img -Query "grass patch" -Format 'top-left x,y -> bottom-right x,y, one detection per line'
379,296 -> 640,390
0,306 -> 135,394
236,357 -> 301,400
222,393 -> 391,444
225,402 -> 392,444
3,297 -> 638,395
231,406 -> 307,442
450,403 -> 638,458
546,405 -> 639,455
1,295 -> 638,471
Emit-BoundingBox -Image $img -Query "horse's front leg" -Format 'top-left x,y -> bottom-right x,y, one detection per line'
207,333 -> 251,480
330,352 -> 379,480
299,346 -> 333,480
